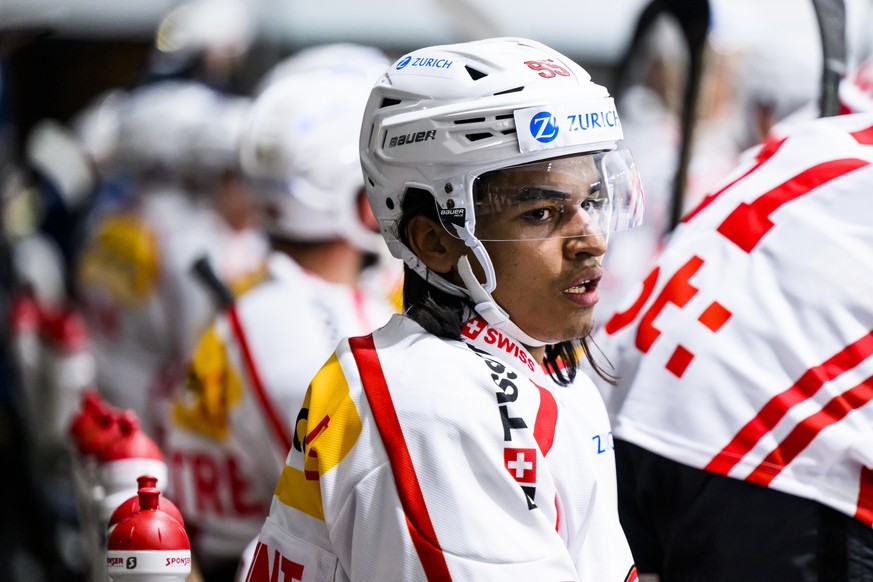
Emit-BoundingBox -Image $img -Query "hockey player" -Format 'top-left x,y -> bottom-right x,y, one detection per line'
74,81 -> 267,439
163,57 -> 396,581
592,69 -> 873,579
244,37 -> 642,581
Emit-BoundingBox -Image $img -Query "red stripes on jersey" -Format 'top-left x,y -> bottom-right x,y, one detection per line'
227,306 -> 293,453
745,373 -> 873,486
705,330 -> 873,477
856,467 -> 873,526
349,335 -> 453,582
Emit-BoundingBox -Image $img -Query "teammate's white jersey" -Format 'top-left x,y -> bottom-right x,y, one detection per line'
164,252 -> 394,567
595,112 -> 873,526
246,314 -> 636,582
76,186 -> 268,438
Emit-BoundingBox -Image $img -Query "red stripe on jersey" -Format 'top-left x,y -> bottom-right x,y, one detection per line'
349,335 -> 453,582
532,383 -> 557,456
855,467 -> 873,526
745,374 -> 873,486
227,306 -> 293,453
682,136 -> 787,225
851,124 -> 873,145
705,330 -> 873,475
352,287 -> 371,331
717,158 -> 869,253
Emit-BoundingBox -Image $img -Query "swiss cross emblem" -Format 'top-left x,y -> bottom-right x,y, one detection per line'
504,448 -> 537,483
461,316 -> 487,340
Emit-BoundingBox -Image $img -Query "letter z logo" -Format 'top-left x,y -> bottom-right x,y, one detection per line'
530,111 -> 559,143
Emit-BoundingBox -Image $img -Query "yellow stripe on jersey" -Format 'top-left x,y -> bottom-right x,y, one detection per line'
275,353 -> 362,520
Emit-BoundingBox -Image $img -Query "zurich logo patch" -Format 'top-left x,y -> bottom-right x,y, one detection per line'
396,56 -> 412,70
530,111 -> 559,143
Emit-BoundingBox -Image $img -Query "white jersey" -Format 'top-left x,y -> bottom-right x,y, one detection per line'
75,187 -> 268,437
595,112 -> 873,526
164,252 -> 394,566
247,314 -> 636,582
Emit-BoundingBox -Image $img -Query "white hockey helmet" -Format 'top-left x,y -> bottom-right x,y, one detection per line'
70,89 -> 128,179
185,94 -> 251,184
117,80 -> 222,182
151,0 -> 255,77
255,42 -> 391,95
239,66 -> 385,252
360,37 -> 644,345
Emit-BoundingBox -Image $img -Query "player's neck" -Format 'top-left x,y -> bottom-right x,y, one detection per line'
275,239 -> 363,286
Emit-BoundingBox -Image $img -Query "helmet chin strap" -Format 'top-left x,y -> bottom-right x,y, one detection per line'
455,229 -> 548,349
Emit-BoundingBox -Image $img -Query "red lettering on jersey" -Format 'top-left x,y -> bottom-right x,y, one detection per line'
717,158 -> 868,253
229,456 -> 266,516
636,256 -> 703,353
171,450 -> 268,517
625,565 -> 639,582
484,328 -> 498,344
193,453 -> 223,513
698,301 -> 731,332
169,450 -> 187,512
665,344 -> 694,378
682,135 -> 786,225
245,542 -> 304,582
855,467 -> 873,527
497,333 -> 515,353
604,267 -> 659,335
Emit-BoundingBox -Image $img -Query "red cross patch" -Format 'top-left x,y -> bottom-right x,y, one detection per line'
504,448 -> 537,484
461,316 -> 487,340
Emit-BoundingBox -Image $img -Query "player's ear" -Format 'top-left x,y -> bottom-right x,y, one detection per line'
405,215 -> 465,274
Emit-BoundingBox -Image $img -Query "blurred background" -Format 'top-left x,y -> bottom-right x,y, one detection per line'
1,0 -> 872,580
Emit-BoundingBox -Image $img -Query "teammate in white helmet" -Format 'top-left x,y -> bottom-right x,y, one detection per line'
74,81 -> 267,439
163,49 -> 396,581
592,61 -> 873,580
244,37 -> 642,582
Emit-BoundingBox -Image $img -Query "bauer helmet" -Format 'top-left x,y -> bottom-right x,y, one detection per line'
360,37 -> 644,345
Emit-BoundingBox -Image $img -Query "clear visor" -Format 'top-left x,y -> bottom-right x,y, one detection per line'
442,149 -> 644,241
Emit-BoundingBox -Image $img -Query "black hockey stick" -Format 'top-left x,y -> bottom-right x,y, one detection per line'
613,0 -> 710,234
810,0 -> 847,117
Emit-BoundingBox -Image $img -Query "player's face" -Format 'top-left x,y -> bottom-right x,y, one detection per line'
473,157 -> 608,346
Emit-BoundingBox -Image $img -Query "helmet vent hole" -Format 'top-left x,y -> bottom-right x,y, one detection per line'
494,87 -> 524,96
454,117 -> 485,125
466,132 -> 492,142
495,113 -> 514,120
501,128 -> 517,135
465,65 -> 488,81
386,198 -> 395,210
380,97 -> 402,108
